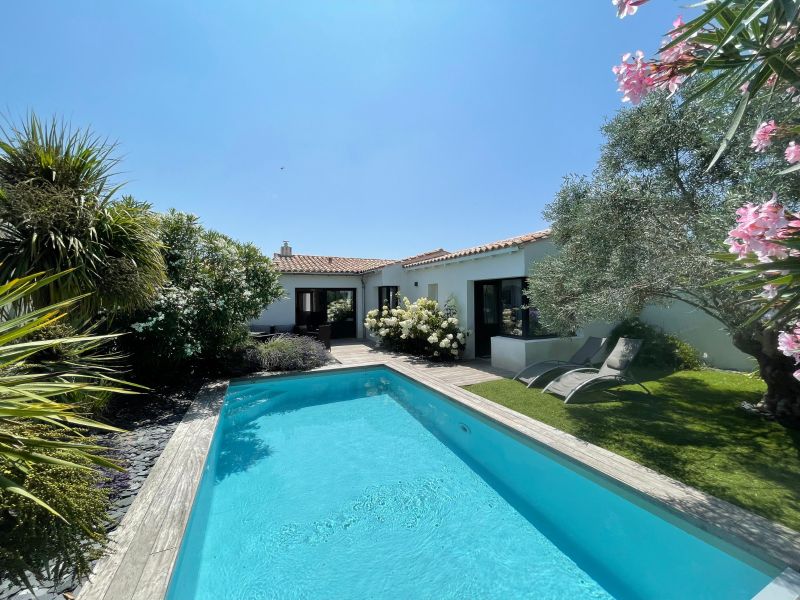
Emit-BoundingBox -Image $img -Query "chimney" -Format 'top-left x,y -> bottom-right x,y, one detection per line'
279,241 -> 292,257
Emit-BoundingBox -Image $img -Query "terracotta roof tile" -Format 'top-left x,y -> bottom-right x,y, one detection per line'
403,229 -> 551,267
399,248 -> 450,265
272,231 -> 549,273
273,254 -> 396,274
358,248 -> 453,273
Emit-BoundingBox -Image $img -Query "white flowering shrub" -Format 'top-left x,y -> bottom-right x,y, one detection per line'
364,296 -> 468,360
126,210 -> 282,375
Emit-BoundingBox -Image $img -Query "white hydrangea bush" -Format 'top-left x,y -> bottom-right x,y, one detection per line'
364,296 -> 468,360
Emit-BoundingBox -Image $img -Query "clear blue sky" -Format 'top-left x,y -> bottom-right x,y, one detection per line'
5,1 -> 684,259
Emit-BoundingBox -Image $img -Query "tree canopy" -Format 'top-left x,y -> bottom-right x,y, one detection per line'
527,84 -> 800,337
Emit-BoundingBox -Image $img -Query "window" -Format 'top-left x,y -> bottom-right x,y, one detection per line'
475,277 -> 550,340
378,286 -> 399,309
499,278 -> 549,337
295,288 -> 357,338
500,278 -> 525,336
297,290 -> 322,315
427,283 -> 438,301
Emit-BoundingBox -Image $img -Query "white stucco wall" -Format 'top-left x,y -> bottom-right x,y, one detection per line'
252,238 -> 756,372
639,300 -> 755,371
491,335 -> 589,373
363,263 -> 404,309
253,273 -> 366,337
401,247 -> 531,358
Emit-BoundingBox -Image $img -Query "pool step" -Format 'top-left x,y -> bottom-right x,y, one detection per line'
752,568 -> 800,600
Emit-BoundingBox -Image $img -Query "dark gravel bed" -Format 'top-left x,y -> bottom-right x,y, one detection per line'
0,385 -> 201,600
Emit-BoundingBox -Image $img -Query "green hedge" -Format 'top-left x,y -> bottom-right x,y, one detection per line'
609,319 -> 703,371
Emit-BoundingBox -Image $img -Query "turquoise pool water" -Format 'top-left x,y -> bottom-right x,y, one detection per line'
166,367 -> 779,600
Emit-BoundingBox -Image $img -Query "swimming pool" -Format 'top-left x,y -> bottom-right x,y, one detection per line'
166,366 -> 782,599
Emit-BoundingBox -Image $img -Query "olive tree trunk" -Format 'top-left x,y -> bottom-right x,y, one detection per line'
733,328 -> 800,426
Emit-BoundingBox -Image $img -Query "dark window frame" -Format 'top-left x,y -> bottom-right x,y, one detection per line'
295,287 -> 357,338
378,285 -> 399,309
479,277 -> 553,340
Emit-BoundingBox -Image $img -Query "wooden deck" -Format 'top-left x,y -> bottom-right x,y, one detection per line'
330,340 -> 512,386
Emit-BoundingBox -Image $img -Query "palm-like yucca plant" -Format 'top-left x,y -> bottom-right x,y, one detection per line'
0,270 -> 138,518
0,113 -> 119,196
0,188 -> 167,318
0,114 -> 167,318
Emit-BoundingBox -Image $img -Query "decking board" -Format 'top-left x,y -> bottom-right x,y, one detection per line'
329,341 -> 511,385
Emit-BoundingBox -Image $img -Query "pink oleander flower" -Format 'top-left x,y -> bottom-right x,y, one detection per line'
651,62 -> 685,95
613,51 -> 654,105
778,325 -> 800,366
614,16 -> 692,104
659,17 -> 687,63
613,0 -> 649,18
786,141 -> 800,164
740,82 -> 750,94
726,194 -> 794,261
762,284 -> 780,299
751,120 -> 778,152
651,16 -> 692,95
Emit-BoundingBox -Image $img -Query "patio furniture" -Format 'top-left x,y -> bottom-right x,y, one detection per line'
542,338 -> 650,403
249,324 -> 272,340
513,336 -> 607,388
317,324 -> 332,350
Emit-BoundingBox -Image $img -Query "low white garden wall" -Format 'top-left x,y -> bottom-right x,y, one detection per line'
490,335 -> 589,373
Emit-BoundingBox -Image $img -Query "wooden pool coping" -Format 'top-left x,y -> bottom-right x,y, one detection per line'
78,361 -> 800,600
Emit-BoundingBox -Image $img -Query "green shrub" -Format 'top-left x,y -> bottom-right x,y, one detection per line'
123,210 -> 282,380
0,423 -> 111,589
609,318 -> 703,371
252,335 -> 330,372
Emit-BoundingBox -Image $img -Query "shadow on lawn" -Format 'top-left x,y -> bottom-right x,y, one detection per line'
467,369 -> 800,528
561,371 -> 800,491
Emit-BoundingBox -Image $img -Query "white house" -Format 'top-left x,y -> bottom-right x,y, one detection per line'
254,233 -> 755,372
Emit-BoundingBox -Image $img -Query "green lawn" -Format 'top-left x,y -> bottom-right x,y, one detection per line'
464,369 -> 800,531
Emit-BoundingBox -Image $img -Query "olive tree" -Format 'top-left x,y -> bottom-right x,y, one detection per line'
528,86 -> 800,422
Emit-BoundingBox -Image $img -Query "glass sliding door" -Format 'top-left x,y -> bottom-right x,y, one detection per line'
474,278 -> 550,357
500,278 -> 525,336
325,289 -> 356,338
474,281 -> 502,357
295,288 -> 357,339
